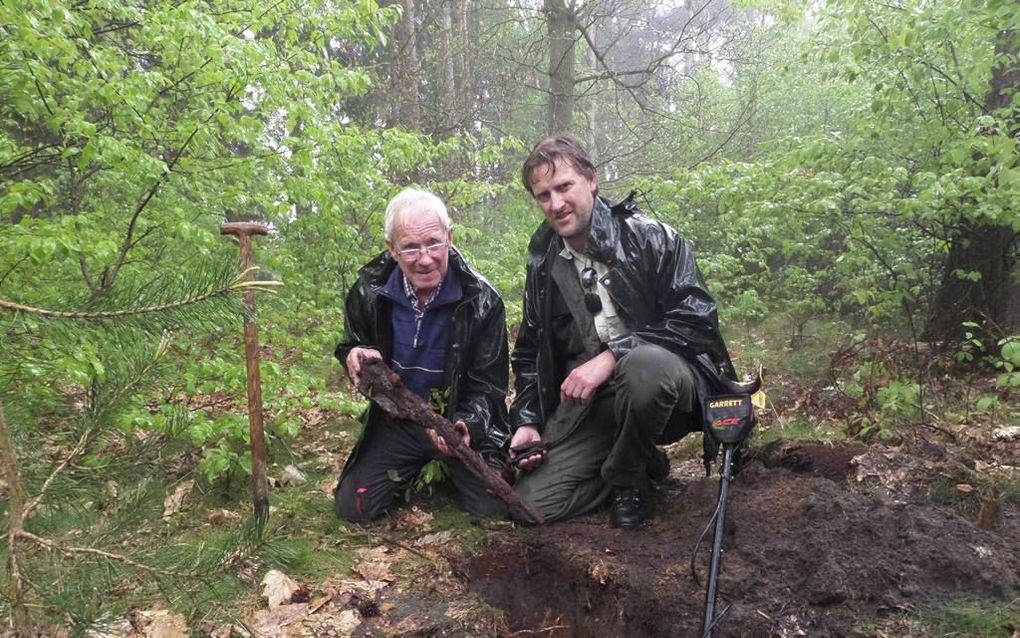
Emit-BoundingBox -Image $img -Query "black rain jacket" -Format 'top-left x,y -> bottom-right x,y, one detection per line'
336,247 -> 511,461
509,193 -> 736,434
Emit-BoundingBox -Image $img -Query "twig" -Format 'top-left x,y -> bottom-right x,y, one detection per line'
509,624 -> 571,636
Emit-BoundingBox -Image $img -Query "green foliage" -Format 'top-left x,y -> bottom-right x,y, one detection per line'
1,0 -> 1018,629
409,459 -> 450,499
915,597 -> 1020,637
954,323 -> 1019,416
994,336 -> 1020,389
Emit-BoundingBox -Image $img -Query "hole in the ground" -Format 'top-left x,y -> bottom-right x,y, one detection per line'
466,541 -> 694,637
752,441 -> 866,482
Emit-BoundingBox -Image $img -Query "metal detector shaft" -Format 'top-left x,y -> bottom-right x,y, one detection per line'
702,443 -> 736,638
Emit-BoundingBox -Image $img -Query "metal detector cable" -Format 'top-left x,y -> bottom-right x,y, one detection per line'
690,471 -> 733,638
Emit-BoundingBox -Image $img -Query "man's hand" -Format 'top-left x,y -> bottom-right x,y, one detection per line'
345,346 -> 382,387
428,419 -> 470,457
560,349 -> 615,404
509,425 -> 544,471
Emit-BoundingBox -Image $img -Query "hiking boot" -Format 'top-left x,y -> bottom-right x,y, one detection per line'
610,487 -> 645,529
647,447 -> 670,482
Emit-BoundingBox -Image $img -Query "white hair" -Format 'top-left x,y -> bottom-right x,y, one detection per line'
383,188 -> 452,241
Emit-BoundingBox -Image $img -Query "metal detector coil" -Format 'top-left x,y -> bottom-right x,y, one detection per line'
705,393 -> 755,445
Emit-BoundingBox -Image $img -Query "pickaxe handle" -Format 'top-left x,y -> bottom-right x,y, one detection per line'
221,221 -> 271,525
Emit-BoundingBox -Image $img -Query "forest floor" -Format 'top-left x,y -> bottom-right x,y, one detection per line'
197,371 -> 1020,637
5,337 -> 1020,637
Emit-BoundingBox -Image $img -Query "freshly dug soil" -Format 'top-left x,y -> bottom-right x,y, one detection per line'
462,442 -> 1020,637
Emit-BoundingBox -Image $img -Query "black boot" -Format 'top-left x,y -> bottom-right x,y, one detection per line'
610,487 -> 645,529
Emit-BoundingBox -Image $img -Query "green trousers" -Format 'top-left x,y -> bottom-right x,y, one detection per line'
513,344 -> 698,522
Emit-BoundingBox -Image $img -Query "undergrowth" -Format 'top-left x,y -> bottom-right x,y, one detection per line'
915,596 -> 1020,637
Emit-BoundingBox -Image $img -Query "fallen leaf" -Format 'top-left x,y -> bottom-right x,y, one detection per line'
414,530 -> 454,548
332,609 -> 362,634
136,609 -> 189,638
247,603 -> 310,637
316,478 -> 337,495
261,569 -> 305,608
206,508 -> 241,525
352,546 -> 394,582
162,481 -> 194,520
85,618 -> 132,638
280,464 -> 307,486
321,576 -> 390,597
204,625 -> 233,638
955,483 -> 975,493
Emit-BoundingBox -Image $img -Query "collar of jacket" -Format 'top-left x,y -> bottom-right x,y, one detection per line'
360,245 -> 483,304
378,259 -> 463,310
526,191 -> 639,266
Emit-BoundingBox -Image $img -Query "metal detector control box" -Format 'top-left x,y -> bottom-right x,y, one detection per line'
705,394 -> 755,444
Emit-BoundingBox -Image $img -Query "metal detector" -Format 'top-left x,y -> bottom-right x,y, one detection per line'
694,392 -> 758,638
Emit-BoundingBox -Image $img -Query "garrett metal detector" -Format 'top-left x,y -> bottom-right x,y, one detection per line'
692,390 -> 759,638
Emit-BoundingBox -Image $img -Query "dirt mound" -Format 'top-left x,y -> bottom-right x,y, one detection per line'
462,443 -> 1020,637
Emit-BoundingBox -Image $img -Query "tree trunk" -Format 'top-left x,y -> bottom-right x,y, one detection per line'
928,27 -> 1020,341
438,3 -> 455,132
453,0 -> 470,118
390,0 -> 420,128
544,0 -> 576,134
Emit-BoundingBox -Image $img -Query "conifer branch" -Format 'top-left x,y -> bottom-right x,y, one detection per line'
22,426 -> 96,522
23,335 -> 170,521
15,529 -> 185,576
0,268 -> 282,319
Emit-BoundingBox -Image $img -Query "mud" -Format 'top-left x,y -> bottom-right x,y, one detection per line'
461,443 -> 1020,637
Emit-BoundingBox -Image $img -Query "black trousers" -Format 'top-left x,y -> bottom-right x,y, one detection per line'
335,417 -> 506,522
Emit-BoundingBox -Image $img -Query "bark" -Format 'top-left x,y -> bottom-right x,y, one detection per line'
928,27 -> 1020,341
453,0 -> 470,115
357,359 -> 544,524
544,0 -> 576,134
439,3 -> 456,131
390,0 -> 420,128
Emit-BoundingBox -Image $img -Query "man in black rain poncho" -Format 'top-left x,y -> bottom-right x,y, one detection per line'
509,135 -> 738,529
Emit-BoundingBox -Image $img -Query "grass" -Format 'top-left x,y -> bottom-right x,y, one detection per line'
753,414 -> 845,446
914,597 -> 1020,637
0,405 -> 490,636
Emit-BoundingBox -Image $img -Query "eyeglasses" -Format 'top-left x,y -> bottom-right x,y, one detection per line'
396,242 -> 449,261
580,266 -> 602,314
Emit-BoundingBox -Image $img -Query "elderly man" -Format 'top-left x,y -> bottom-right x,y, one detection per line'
334,188 -> 510,522
508,135 -> 739,529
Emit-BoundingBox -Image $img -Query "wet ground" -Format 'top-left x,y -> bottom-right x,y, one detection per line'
459,441 -> 1020,637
